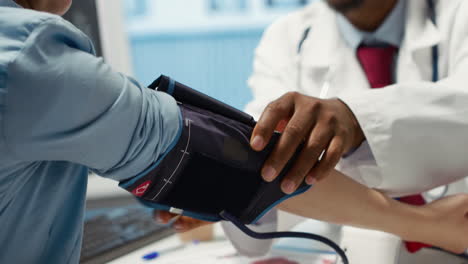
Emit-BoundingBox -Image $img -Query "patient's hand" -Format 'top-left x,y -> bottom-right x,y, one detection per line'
153,210 -> 212,232
416,194 -> 468,253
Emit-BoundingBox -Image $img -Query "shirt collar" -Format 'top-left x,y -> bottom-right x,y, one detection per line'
337,0 -> 407,50
0,0 -> 22,8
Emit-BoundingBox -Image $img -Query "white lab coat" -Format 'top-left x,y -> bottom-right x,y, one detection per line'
224,0 -> 468,257
245,0 -> 468,197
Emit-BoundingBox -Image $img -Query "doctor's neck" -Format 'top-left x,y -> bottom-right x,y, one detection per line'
327,0 -> 398,32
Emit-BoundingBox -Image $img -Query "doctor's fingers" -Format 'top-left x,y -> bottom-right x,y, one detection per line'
251,93 -> 297,152
307,136 -> 345,182
259,103 -> 318,185
282,123 -> 334,194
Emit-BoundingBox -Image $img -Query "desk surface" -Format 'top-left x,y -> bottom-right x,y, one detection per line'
108,223 -> 338,264
108,222 -> 467,264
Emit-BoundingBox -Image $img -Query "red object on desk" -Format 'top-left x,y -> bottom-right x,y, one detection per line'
399,195 -> 432,253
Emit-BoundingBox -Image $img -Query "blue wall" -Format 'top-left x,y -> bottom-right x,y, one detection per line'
128,28 -> 265,110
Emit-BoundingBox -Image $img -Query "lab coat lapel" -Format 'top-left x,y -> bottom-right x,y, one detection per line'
299,8 -> 370,98
300,7 -> 337,70
397,0 -> 442,82
299,0 -> 443,98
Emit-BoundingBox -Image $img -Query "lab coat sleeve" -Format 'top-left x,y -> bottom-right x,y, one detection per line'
2,17 -> 181,181
245,16 -> 301,119
339,2 -> 468,196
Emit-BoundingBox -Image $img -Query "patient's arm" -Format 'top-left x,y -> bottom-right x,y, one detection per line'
278,169 -> 468,253
278,169 -> 414,232
156,169 -> 468,253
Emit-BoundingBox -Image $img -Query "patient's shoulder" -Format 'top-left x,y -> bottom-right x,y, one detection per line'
0,7 -> 94,68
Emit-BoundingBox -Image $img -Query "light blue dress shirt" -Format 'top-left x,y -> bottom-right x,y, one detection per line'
337,0 -> 406,50
337,0 -> 406,81
0,1 -> 181,263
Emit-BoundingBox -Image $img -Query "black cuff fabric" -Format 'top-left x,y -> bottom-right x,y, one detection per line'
119,75 -> 310,224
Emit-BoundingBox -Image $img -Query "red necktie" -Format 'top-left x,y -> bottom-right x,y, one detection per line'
356,45 -> 397,89
357,45 -> 431,253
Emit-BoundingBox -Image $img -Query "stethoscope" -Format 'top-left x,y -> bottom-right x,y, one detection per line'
297,0 -> 439,98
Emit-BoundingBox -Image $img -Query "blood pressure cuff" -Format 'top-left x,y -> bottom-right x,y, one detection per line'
119,75 -> 311,224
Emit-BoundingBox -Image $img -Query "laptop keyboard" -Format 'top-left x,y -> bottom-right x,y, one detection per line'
80,205 -> 174,264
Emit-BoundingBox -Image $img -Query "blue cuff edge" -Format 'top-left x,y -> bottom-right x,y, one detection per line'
168,78 -> 175,95
250,185 -> 312,224
120,110 -> 183,189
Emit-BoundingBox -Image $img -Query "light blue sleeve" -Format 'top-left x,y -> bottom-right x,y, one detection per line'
2,17 -> 181,181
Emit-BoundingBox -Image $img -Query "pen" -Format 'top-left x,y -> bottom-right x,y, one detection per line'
142,244 -> 186,261
319,67 -> 334,99
317,67 -> 334,161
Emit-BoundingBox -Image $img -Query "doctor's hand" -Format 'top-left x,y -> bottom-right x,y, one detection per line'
251,92 -> 365,194
154,210 -> 212,233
